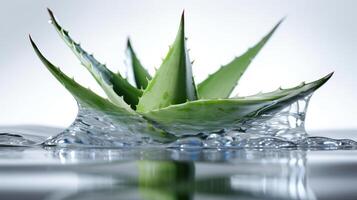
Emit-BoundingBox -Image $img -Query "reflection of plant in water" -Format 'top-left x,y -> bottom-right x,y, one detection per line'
138,161 -> 194,200
43,149 -> 315,200
29,9 -> 332,143
136,151 -> 315,200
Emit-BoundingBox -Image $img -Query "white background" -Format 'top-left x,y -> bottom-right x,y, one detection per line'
0,0 -> 356,130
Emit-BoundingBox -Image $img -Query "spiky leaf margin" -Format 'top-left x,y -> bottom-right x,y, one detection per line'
143,73 -> 332,136
137,12 -> 198,113
48,9 -> 141,109
30,36 -> 175,142
197,19 -> 283,99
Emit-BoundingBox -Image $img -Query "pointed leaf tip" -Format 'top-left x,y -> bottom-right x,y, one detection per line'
127,37 -> 132,48
197,19 -> 284,99
29,36 -> 50,68
278,17 -> 286,25
137,12 -> 197,112
47,8 -> 56,22
125,38 -> 152,89
29,36 -> 38,53
327,71 -> 334,79
47,8 -> 53,15
319,72 -> 334,85
266,18 -> 284,38
47,8 -> 63,32
179,10 -> 185,33
48,10 -> 141,108
29,34 -> 33,43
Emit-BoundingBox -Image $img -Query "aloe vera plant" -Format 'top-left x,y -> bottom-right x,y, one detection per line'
30,9 -> 332,142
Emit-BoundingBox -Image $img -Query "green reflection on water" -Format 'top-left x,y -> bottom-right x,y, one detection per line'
138,161 -> 195,200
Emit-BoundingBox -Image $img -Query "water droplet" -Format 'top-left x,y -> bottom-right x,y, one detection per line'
169,137 -> 203,149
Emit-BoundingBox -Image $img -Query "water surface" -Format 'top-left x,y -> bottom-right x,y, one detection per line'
0,127 -> 356,200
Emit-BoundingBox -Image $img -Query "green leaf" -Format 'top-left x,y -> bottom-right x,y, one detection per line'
136,12 -> 198,113
47,9 -> 142,109
30,36 -> 129,111
30,36 -> 176,142
143,73 -> 332,136
197,19 -> 283,99
126,38 -> 152,89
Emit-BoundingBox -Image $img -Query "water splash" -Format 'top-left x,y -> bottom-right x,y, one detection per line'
43,96 -> 312,148
1,96 -> 356,149
0,133 -> 43,146
170,96 -> 312,149
0,126 -> 50,147
43,104 -> 159,147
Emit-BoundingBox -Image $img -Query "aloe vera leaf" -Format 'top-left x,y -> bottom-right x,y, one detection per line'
30,36 -> 175,142
235,73 -> 333,114
126,38 -> 152,89
136,12 -> 198,113
47,9 -> 142,109
197,19 -> 283,99
233,73 -> 333,101
143,73 -> 332,136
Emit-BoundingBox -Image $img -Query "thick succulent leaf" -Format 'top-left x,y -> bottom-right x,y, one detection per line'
30,36 -> 129,111
48,9 -> 142,109
137,12 -> 198,113
126,39 -> 152,89
30,37 -> 175,142
197,19 -> 283,99
234,73 -> 333,113
143,73 -> 332,136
